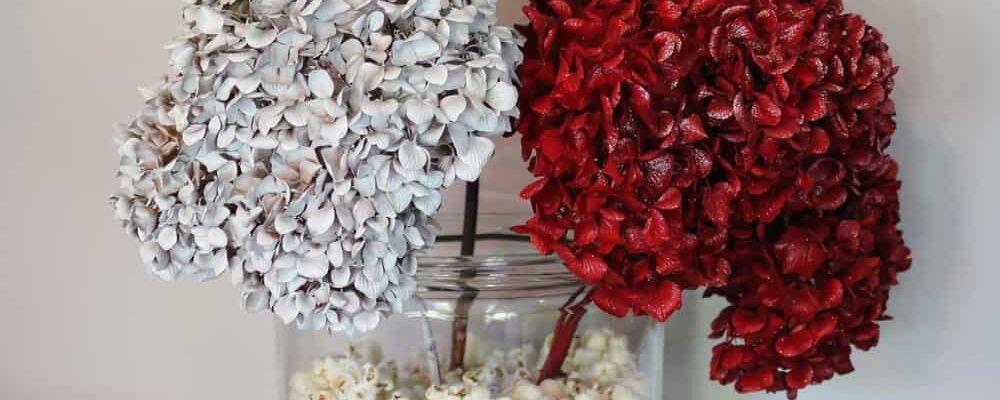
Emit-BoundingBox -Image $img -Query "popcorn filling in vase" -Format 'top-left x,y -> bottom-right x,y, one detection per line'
279,214 -> 666,400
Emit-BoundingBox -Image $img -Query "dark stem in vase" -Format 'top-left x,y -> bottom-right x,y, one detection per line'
460,180 -> 480,256
449,180 -> 481,371
537,287 -> 595,383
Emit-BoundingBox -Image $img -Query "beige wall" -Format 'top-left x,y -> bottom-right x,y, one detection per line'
0,1 -> 280,399
2,1 -> 999,400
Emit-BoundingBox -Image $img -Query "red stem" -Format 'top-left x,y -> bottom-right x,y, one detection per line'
537,288 -> 595,383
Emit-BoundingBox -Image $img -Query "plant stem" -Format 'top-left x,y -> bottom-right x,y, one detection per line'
537,287 -> 595,383
461,180 -> 480,256
449,180 -> 481,371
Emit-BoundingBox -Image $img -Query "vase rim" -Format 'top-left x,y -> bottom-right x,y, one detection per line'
414,213 -> 582,298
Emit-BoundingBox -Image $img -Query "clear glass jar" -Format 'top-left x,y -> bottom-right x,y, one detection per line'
278,215 -> 665,399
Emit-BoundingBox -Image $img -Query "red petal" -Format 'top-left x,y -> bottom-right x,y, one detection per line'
752,93 -> 783,126
540,132 -> 565,160
707,98 -> 734,120
704,184 -> 733,226
786,363 -> 815,390
764,119 -> 799,140
593,287 -> 635,318
809,313 -> 839,339
520,178 -> 550,199
774,228 -> 828,279
645,210 -> 669,244
573,219 -> 599,247
736,368 -> 775,393
569,252 -> 609,284
690,0 -> 722,15
731,309 -> 766,336
654,187 -> 682,210
637,280 -> 683,322
654,2 -> 683,24
844,257 -> 881,284
653,31 -> 683,63
655,111 -> 676,140
802,89 -> 830,121
720,345 -> 749,371
630,84 -> 655,127
656,254 -> 685,275
726,17 -> 757,41
851,83 -> 887,110
775,329 -> 817,358
680,115 -> 709,144
817,279 -> 844,310
546,0 -> 573,19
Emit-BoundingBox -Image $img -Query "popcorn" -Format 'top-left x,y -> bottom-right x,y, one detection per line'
289,329 -> 649,400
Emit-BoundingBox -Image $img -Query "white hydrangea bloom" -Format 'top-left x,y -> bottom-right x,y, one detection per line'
111,0 -> 523,333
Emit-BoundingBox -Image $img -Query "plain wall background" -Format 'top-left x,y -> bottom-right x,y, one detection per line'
1,1 -> 997,399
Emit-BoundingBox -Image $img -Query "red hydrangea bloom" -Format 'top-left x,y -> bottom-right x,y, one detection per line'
514,0 -> 911,397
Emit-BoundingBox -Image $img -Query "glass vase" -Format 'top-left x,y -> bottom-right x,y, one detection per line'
278,214 -> 665,399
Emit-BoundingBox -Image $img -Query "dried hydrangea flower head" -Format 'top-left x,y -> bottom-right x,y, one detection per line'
111,0 -> 523,333
515,0 -> 909,397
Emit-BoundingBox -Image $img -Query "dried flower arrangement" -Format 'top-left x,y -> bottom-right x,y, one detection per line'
514,0 -> 911,397
111,0 -> 522,333
111,0 -> 914,398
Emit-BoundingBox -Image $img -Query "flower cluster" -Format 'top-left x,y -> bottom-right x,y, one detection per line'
514,0 -> 910,397
111,0 -> 522,333
289,328 -> 646,400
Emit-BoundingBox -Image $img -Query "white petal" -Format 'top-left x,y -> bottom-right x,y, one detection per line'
487,81 -> 517,112
404,99 -> 434,125
274,294 -> 299,324
449,126 -> 471,156
397,140 -> 428,170
321,118 -> 349,143
196,6 -> 225,35
198,250 -> 229,277
440,95 -> 467,121
305,207 -> 336,235
182,125 -> 206,145
404,227 -> 425,248
426,65 -> 448,86
157,227 -> 178,251
456,135 -> 494,168
274,215 -> 299,235
244,26 -> 278,49
353,199 -> 375,226
197,152 -> 228,172
329,266 -> 351,288
208,227 -> 229,248
391,33 -> 441,65
354,174 -> 376,197
217,125 -> 237,148
297,252 -> 329,279
241,288 -> 270,313
453,158 -> 482,182
277,29 -> 313,47
308,69 -> 335,98
356,62 -> 385,91
413,190 -> 441,215
326,242 -> 344,268
284,104 -> 311,127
